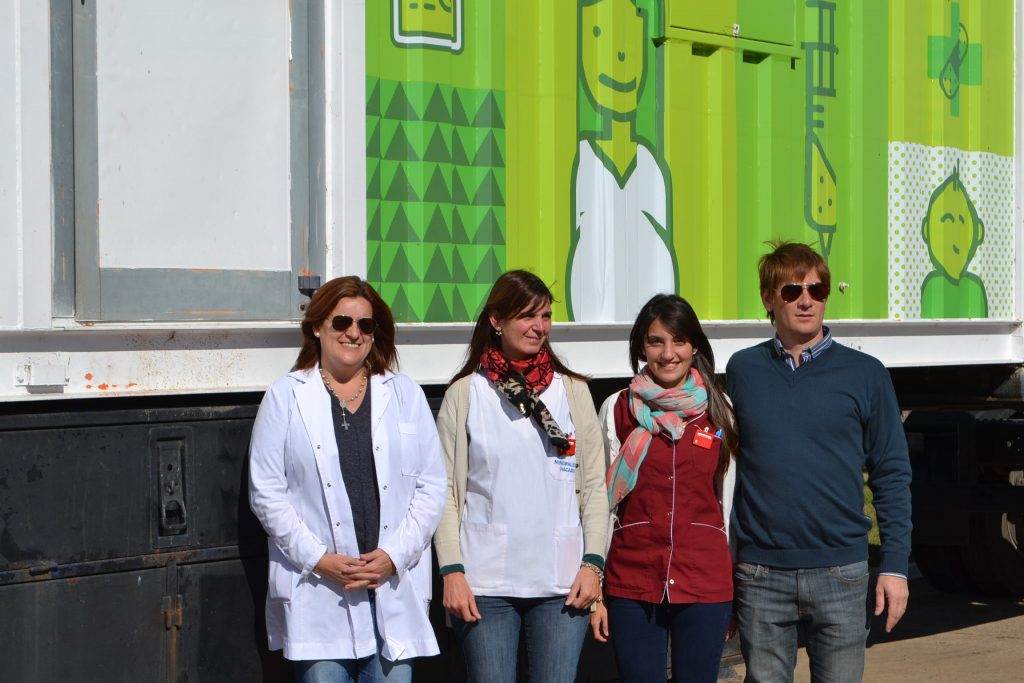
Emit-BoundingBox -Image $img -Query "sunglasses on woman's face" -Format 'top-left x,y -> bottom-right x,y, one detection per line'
778,282 -> 829,303
329,315 -> 377,335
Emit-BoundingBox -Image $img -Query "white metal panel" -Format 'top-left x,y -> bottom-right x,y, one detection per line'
326,0 -> 368,279
94,0 -> 290,271
1,320 -> 1022,400
0,2 -> 19,329
0,1 -> 53,332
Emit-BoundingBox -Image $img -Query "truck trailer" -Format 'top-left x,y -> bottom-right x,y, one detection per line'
2,0 -> 1023,679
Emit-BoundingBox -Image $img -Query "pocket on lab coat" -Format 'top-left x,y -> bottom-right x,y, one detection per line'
461,521 -> 508,590
554,525 -> 584,591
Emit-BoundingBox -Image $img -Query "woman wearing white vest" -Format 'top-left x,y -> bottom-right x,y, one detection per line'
434,270 -> 609,683
249,276 -> 445,682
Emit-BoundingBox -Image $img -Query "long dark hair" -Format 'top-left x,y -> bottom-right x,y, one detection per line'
294,276 -> 398,375
628,294 -> 737,477
449,270 -> 587,385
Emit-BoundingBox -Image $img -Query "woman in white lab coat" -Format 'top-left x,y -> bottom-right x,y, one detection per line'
249,276 -> 445,683
434,270 -> 609,683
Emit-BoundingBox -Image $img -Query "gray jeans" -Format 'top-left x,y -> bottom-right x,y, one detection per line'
734,561 -> 870,683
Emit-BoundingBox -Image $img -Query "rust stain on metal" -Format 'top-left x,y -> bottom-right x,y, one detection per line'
98,383 -> 109,390
85,384 -> 93,389
126,383 -> 138,388
299,267 -> 312,277
84,373 -> 93,380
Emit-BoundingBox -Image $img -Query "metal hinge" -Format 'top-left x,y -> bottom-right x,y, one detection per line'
162,594 -> 183,630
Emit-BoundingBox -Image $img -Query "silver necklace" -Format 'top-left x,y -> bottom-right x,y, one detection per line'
320,368 -> 367,430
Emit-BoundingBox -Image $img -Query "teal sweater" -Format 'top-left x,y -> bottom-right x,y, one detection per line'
725,340 -> 912,576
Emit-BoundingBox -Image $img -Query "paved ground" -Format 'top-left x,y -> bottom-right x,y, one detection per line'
719,573 -> 1024,682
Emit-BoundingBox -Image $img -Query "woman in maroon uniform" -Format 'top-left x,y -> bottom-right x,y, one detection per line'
591,294 -> 737,683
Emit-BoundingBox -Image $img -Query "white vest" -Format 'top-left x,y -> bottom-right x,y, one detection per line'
461,372 -> 582,597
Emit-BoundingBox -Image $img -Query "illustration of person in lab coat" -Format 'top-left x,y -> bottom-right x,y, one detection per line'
567,0 -> 677,321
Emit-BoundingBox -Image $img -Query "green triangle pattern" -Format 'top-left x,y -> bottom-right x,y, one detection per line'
424,246 -> 452,282
424,286 -> 453,322
451,249 -> 471,283
424,167 -> 451,203
366,120 -> 381,157
367,80 -> 507,321
424,205 -> 451,242
385,165 -> 421,202
390,286 -> 420,323
423,86 -> 451,123
386,205 -> 421,242
423,126 -> 451,164
473,171 -> 504,206
473,209 -> 504,245
367,243 -> 383,281
451,209 -> 471,243
366,79 -> 381,117
386,245 -> 419,282
385,85 -> 420,120
472,92 -> 505,129
473,130 -> 505,168
367,203 -> 382,240
384,124 -> 421,162
473,248 -> 503,284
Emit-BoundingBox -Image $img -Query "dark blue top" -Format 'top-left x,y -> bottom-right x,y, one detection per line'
725,339 -> 912,576
328,384 -> 380,555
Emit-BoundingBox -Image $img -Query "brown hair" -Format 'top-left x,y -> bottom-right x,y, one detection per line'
293,276 -> 398,374
449,270 -> 587,385
628,294 -> 737,477
757,240 -> 831,321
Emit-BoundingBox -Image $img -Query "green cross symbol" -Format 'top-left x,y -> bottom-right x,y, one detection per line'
927,1 -> 982,117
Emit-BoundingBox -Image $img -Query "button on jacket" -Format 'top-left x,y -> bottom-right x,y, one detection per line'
601,390 -> 733,604
248,366 -> 446,662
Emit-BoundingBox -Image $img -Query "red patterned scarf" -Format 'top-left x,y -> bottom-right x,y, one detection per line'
480,346 -> 570,452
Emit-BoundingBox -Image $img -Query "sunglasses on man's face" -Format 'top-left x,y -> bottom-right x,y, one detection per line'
330,315 -> 378,335
778,282 -> 829,303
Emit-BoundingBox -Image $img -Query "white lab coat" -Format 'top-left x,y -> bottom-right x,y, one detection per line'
248,366 -> 445,662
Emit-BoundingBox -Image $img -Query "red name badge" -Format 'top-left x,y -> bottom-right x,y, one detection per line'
563,436 -> 577,456
692,430 -> 715,450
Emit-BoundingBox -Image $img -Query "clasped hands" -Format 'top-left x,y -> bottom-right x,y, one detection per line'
314,548 -> 396,590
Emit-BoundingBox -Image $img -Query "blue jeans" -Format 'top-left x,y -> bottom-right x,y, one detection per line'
451,595 -> 589,683
733,561 -> 870,683
293,596 -> 412,683
606,597 -> 732,683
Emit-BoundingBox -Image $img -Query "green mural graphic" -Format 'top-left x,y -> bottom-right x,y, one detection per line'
802,0 -> 838,261
567,0 -> 677,321
391,0 -> 463,53
927,1 -> 982,117
919,165 -> 987,318
368,1 -> 505,322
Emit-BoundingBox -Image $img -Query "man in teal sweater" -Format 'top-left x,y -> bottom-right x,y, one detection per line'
726,241 -> 911,683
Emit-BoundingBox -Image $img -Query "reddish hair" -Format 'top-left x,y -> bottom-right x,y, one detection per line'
293,276 -> 397,374
449,270 -> 587,385
758,241 -> 831,322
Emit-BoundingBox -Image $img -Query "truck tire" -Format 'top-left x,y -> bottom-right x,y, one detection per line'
912,544 -> 975,593
960,511 -> 1024,596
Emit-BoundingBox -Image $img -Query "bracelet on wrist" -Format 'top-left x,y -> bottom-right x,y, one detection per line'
581,560 -> 605,583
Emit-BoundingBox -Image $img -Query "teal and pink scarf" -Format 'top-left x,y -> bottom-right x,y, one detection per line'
606,367 -> 709,510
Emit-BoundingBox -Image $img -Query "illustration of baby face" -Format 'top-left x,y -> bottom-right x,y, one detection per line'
399,0 -> 456,40
922,179 -> 983,282
581,0 -> 646,117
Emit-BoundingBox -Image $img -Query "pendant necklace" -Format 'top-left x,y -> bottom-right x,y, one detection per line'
321,367 -> 367,430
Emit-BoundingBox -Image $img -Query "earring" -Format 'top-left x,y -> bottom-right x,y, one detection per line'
314,332 -> 320,338
495,328 -> 502,337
